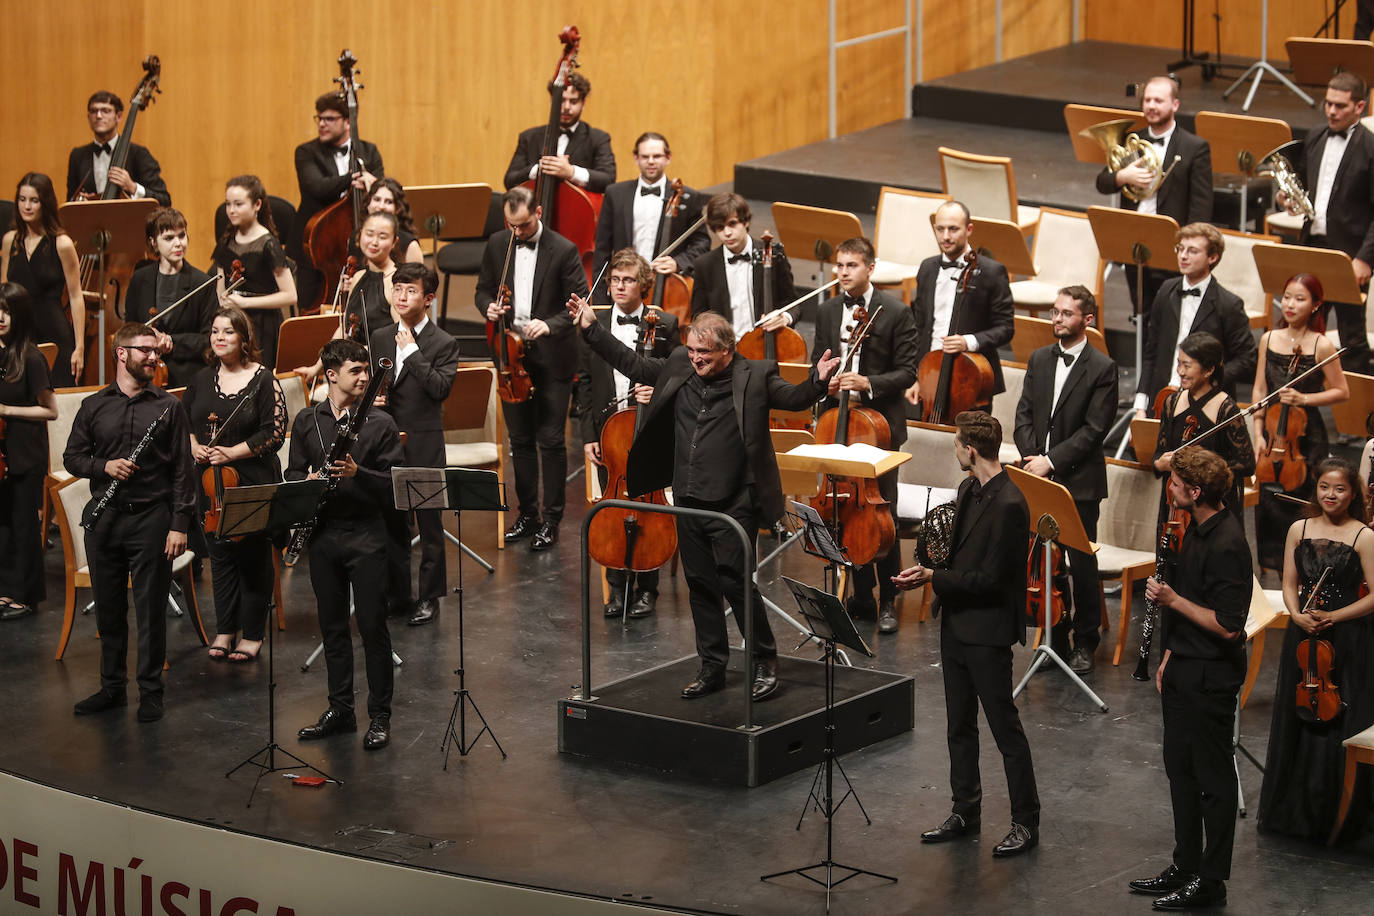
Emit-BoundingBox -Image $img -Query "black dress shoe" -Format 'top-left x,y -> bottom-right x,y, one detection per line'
363,715 -> 391,751
1152,877 -> 1226,911
1068,646 -> 1096,675
408,598 -> 438,626
137,694 -> 164,723
628,590 -> 656,618
0,602 -> 34,621
74,689 -> 127,716
877,598 -> 898,634
298,707 -> 357,740
846,596 -> 877,620
752,658 -> 780,700
921,813 -> 979,843
681,667 -> 726,699
1130,865 -> 1195,895
604,599 -> 623,618
992,822 -> 1038,858
504,514 -> 540,542
530,521 -> 559,552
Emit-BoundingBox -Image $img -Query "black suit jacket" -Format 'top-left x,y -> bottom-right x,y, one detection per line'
289,138 -> 385,259
1093,126 -> 1213,225
575,307 -> 681,443
502,122 -> 616,193
66,142 -> 171,206
371,319 -> 460,465
1013,343 -> 1118,502
591,179 -> 711,290
581,321 -> 826,524
124,261 -> 216,389
689,239 -> 795,325
1295,123 -> 1374,264
933,472 -> 1030,647
810,289 -> 919,447
474,226 -> 589,380
1137,276 -> 1256,403
912,253 -> 1015,394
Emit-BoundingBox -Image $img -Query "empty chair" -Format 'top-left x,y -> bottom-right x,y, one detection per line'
870,187 -> 946,304
443,363 -> 506,545
1211,228 -> 1280,329
435,192 -> 506,322
938,146 -> 1040,236
1007,207 -> 1103,318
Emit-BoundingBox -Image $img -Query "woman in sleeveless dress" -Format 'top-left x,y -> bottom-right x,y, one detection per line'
212,175 -> 296,372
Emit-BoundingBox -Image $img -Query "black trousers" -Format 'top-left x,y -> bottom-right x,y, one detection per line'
1052,499 -> 1102,652
941,620 -> 1040,827
308,518 -> 393,719
386,507 -> 447,603
676,495 -> 777,672
0,471 -> 45,606
1161,654 -> 1243,880
851,468 -> 900,605
501,366 -> 570,524
208,532 -> 275,640
1310,235 -> 1371,374
85,503 -> 173,698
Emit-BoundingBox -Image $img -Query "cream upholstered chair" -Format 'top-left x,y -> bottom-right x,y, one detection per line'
991,363 -> 1025,466
1007,207 -> 1103,317
896,421 -> 970,621
443,363 -> 506,546
1099,457 -> 1163,667
938,147 -> 1040,236
42,384 -> 103,549
871,187 -> 945,304
1213,228 -> 1280,329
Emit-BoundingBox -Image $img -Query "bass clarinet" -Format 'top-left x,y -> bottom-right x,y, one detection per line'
83,405 -> 173,530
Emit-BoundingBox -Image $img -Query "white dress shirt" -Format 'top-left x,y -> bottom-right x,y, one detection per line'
610,305 -> 645,403
511,225 -> 543,329
332,142 -> 352,177
1131,274 -> 1211,410
526,122 -> 591,187
839,286 -> 875,400
633,177 -> 666,262
1134,123 -> 1175,215
92,139 -> 147,199
931,247 -> 980,353
395,315 -> 428,380
724,238 -> 755,340
1043,336 -> 1088,461
1311,129 -> 1350,238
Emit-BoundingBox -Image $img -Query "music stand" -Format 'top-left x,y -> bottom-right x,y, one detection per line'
401,184 -> 493,323
59,198 -> 158,384
1063,104 -> 1145,165
1331,371 -> 1374,437
1130,417 -> 1162,467
970,217 -> 1036,278
1222,0 -> 1316,111
1011,315 -> 1110,363
770,202 -> 862,294
1252,241 -> 1365,306
1004,465 -> 1110,712
1193,112 -> 1293,232
1286,38 -> 1374,93
223,478 -> 333,806
761,576 -> 893,910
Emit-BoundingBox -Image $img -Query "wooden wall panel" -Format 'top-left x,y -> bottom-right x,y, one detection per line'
836,33 -> 910,136
1003,0 -> 1074,62
921,0 -> 999,81
1085,1 -> 1337,61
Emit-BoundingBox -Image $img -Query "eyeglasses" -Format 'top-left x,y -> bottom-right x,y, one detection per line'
608,276 -> 639,287
120,345 -> 158,355
88,106 -> 118,116
315,114 -> 343,124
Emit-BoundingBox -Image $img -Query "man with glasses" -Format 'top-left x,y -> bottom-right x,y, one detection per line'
66,91 -> 171,205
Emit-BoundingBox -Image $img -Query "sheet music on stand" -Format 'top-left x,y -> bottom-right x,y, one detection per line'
786,499 -> 851,568
219,479 -> 327,538
781,576 -> 873,658
391,467 -> 450,512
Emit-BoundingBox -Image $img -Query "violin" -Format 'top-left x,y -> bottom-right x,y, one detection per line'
486,223 -> 533,403
1256,351 -> 1309,493
302,50 -> 367,314
200,412 -> 241,538
914,250 -> 994,424
809,304 -> 895,566
1025,533 -> 1066,627
736,230 -> 808,365
321,256 -> 359,316
148,261 -> 244,389
1294,567 -> 1343,723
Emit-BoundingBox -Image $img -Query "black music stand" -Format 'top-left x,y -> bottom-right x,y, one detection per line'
761,576 -> 893,912
223,478 -> 331,806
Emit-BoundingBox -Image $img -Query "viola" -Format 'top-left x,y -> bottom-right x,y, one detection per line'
914,250 -> 994,424
302,50 -> 367,314
1256,351 -> 1310,494
644,179 -> 693,333
200,412 -> 241,538
736,230 -> 808,365
1294,567 -> 1343,723
1025,534 -> 1066,627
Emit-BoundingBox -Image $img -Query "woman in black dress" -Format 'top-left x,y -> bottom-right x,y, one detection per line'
348,178 -> 423,265
1253,273 -> 1349,573
0,283 -> 58,618
185,305 -> 286,661
1259,458 -> 1374,844
213,175 -> 296,372
1,173 -> 86,386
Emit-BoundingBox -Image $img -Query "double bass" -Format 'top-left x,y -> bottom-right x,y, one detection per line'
302,50 -> 367,314
914,250 -> 995,425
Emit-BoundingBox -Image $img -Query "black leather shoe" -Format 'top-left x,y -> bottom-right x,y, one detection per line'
846,596 -> 877,620
921,813 -> 978,843
1068,646 -> 1096,675
363,715 -> 391,751
992,822 -> 1038,858
681,667 -> 726,699
1130,865 -> 1195,895
74,689 -> 126,716
504,514 -> 540,542
752,658 -> 780,701
298,707 -> 357,740
137,694 -> 164,723
877,598 -> 898,634
408,598 -> 438,626
0,602 -> 34,621
603,599 -> 622,618
1152,877 -> 1226,910
629,590 -> 656,618
530,521 -> 559,552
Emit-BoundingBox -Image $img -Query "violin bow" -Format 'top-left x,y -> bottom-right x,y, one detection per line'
1185,347 -> 1346,450
748,279 -> 841,330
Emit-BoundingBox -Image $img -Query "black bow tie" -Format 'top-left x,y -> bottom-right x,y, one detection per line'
843,295 -> 864,309
639,185 -> 661,197
1147,135 -> 1166,145
616,313 -> 640,326
1054,346 -> 1075,366
727,252 -> 751,264
940,258 -> 962,270
96,143 -> 112,156
1180,286 -> 1201,297
515,239 -> 536,251
1331,127 -> 1350,140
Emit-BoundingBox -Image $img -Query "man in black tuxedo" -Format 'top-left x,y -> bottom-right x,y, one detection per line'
503,72 -> 616,195
372,263 -> 460,626
570,303 -> 839,700
690,193 -> 796,342
1288,71 -> 1374,374
1133,223 -> 1256,418
289,92 -> 385,313
66,91 -> 171,206
894,411 -> 1040,859
591,132 -> 709,301
575,249 -> 681,618
1014,285 -> 1118,673
124,208 -> 215,389
907,201 -> 1014,416
811,237 -> 918,633
478,187 -> 589,551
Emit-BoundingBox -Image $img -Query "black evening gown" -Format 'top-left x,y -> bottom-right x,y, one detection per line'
7,234 -> 75,386
1153,386 -> 1254,533
1256,347 -> 1329,571
212,233 -> 289,371
0,347 -> 53,605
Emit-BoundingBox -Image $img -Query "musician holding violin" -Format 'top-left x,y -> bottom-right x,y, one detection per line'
185,305 -> 286,663
690,194 -> 796,342
66,90 -> 171,206
125,208 -> 217,389
811,237 -> 918,634
213,176 -> 296,372
1258,457 -> 1374,844
1252,273 -> 1349,574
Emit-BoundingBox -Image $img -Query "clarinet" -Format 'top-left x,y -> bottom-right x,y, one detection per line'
83,405 -> 173,530
283,358 -> 392,564
1135,514 -> 1183,681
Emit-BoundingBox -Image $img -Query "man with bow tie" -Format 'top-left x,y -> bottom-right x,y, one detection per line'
66,91 -> 171,205
1014,285 -> 1118,674
503,71 -> 616,197
690,193 -> 796,341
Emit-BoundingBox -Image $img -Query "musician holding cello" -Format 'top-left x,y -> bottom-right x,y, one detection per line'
66,90 -> 170,205
185,305 -> 285,663
811,237 -> 918,634
690,193 -> 796,342
125,208 -> 217,389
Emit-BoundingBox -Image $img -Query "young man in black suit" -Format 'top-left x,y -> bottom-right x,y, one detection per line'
124,208 -> 216,389
893,411 -> 1040,859
575,249 -> 681,618
590,132 -> 709,301
1288,71 -> 1374,374
503,72 -> 616,196
1014,285 -> 1118,673
66,91 -> 171,205
689,193 -> 796,342
372,263 -> 460,626
478,186 -> 589,551
570,303 -> 839,701
906,200 -> 1015,416
289,92 -> 385,313
811,237 -> 918,633
1133,223 -> 1256,417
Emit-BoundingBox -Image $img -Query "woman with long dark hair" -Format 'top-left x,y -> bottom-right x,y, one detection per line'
212,175 -> 296,371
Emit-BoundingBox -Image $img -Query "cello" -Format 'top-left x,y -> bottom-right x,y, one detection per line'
736,230 -> 807,364
643,179 -> 693,334
1294,566 -> 1343,724
302,50 -> 367,314
1256,349 -> 1309,493
914,250 -> 995,425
